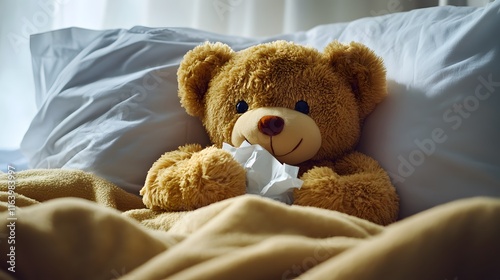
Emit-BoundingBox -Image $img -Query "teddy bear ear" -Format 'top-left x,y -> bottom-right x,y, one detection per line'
324,41 -> 387,120
177,42 -> 234,118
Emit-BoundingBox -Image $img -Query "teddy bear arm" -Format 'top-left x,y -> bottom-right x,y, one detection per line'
141,145 -> 246,211
140,144 -> 202,210
294,152 -> 399,225
335,151 -> 399,225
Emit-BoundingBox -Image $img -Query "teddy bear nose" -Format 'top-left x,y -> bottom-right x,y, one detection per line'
258,116 -> 285,136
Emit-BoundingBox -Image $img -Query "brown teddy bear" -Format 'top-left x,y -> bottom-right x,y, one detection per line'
140,40 -> 399,225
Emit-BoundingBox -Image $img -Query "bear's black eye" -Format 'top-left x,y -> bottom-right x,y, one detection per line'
294,100 -> 309,114
236,100 -> 249,113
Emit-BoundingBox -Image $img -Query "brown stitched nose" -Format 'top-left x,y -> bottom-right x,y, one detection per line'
258,116 -> 285,136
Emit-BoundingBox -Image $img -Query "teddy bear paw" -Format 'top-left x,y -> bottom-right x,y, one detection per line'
143,146 -> 246,211
293,166 -> 398,225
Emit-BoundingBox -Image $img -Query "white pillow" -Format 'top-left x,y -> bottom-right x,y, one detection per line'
23,2 -> 500,219
23,27 -> 222,194
23,27 -> 301,194
351,3 -> 500,218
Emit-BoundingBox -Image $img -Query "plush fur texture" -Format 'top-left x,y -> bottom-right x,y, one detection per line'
141,40 -> 399,225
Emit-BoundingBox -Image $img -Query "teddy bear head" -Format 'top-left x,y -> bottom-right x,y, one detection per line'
177,40 -> 386,166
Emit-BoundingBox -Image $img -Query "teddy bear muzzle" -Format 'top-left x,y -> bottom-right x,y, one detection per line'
231,107 -> 322,165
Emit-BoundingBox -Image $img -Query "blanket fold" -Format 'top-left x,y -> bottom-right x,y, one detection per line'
0,169 -> 144,211
1,169 -> 499,280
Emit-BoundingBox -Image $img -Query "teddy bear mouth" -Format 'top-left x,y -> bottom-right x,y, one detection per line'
246,137 -> 303,158
272,137 -> 303,157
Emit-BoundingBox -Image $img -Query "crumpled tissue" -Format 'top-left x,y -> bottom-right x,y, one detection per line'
222,141 -> 303,204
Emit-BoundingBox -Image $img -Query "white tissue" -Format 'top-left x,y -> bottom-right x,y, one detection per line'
222,141 -> 303,204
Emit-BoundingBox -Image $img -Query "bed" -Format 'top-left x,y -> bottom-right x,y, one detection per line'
1,2 -> 500,279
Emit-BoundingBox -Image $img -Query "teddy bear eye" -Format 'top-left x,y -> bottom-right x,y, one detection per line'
236,100 -> 249,113
294,100 -> 309,114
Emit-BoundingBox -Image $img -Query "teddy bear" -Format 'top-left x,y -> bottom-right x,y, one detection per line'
140,40 -> 399,225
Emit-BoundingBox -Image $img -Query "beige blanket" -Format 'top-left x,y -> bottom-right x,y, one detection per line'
0,169 -> 499,280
